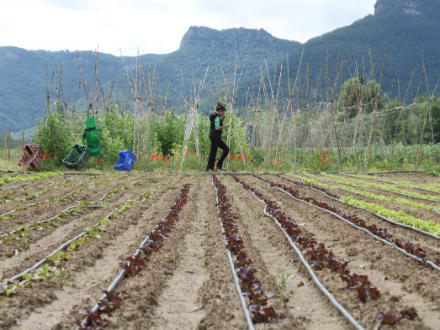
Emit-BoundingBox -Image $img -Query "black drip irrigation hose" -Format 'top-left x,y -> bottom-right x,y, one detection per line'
261,176 -> 440,272
280,175 -> 440,241
0,204 -> 79,241
78,182 -> 190,329
233,176 -> 365,330
212,176 -> 256,330
341,173 -> 440,195
0,187 -> 153,294
313,174 -> 440,203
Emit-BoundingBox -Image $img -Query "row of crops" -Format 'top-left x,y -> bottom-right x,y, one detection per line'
0,171 -> 439,329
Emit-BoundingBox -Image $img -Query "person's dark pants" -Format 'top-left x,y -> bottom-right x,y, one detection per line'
206,135 -> 229,171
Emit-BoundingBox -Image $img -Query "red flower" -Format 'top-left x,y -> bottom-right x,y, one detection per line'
257,168 -> 261,171
97,158 -> 102,164
419,151 -> 423,154
252,160 -> 256,164
237,155 -> 243,160
308,163 -> 311,167
425,157 -> 429,161
329,159 -> 333,163
270,160 -> 274,165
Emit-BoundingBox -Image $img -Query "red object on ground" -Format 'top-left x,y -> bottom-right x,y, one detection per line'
18,144 -> 44,169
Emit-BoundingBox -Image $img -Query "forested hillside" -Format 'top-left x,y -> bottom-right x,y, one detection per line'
240,0 -> 440,106
0,27 -> 300,132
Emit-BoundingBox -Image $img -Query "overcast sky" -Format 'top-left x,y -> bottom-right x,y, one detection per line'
0,0 -> 377,56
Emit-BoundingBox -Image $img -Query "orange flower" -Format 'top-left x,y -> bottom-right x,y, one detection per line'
425,157 -> 429,161
176,163 -> 179,167
329,159 -> 333,163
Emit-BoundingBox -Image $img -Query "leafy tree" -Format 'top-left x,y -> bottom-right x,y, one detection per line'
338,76 -> 383,118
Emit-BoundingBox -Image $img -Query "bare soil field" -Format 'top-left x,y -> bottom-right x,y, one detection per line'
0,171 -> 439,330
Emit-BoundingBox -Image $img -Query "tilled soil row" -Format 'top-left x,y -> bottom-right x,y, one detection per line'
345,172 -> 440,188
0,174 -> 64,197
320,173 -> 440,201
307,174 -> 440,223
0,175 -> 160,279
244,175 -> 439,329
91,177 -> 197,329
220,175 -> 350,330
0,175 -> 181,329
98,176 -> 247,330
0,176 -> 90,215
196,176 -> 249,330
279,174 -> 440,258
0,174 -> 131,234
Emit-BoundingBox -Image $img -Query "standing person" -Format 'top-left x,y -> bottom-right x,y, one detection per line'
206,103 -> 230,171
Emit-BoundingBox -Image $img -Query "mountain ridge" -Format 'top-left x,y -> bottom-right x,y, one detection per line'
0,27 -> 301,132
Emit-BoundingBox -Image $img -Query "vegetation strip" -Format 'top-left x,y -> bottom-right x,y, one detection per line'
78,183 -> 191,329
257,175 -> 440,272
0,171 -> 63,187
291,174 -> 440,238
303,173 -> 440,215
212,175 -> 277,327
0,183 -> 90,221
0,185 -> 157,296
345,173 -> 440,194
232,175 -> 380,329
0,177 -> 141,240
320,173 -> 440,202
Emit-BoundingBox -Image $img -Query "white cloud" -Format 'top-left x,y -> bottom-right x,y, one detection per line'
0,0 -> 377,56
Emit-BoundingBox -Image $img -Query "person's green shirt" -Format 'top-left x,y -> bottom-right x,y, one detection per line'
214,116 -> 221,130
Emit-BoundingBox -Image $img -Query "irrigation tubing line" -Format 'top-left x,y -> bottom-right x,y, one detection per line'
320,174 -> 440,203
263,179 -> 440,272
243,187 -> 364,330
323,185 -> 440,219
0,204 -> 79,240
279,176 -> 440,241
0,188 -> 151,293
0,185 -> 88,219
78,181 -> 178,329
343,174 -> 440,195
212,176 -> 256,330
78,229 -> 153,329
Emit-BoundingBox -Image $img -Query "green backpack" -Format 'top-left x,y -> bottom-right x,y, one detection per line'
82,110 -> 102,156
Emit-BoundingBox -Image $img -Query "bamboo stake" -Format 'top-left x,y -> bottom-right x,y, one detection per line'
8,129 -> 10,163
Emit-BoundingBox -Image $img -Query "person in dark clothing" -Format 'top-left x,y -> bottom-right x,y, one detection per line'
206,103 -> 230,171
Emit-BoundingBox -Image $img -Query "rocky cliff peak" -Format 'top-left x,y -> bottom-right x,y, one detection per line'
374,0 -> 425,16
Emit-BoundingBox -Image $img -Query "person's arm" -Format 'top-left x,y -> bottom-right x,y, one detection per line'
214,116 -> 221,130
215,116 -> 229,131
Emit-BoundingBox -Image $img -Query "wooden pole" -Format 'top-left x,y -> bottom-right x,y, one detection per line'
8,128 -> 11,162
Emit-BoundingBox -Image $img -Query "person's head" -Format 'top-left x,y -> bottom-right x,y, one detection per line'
216,102 -> 226,114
